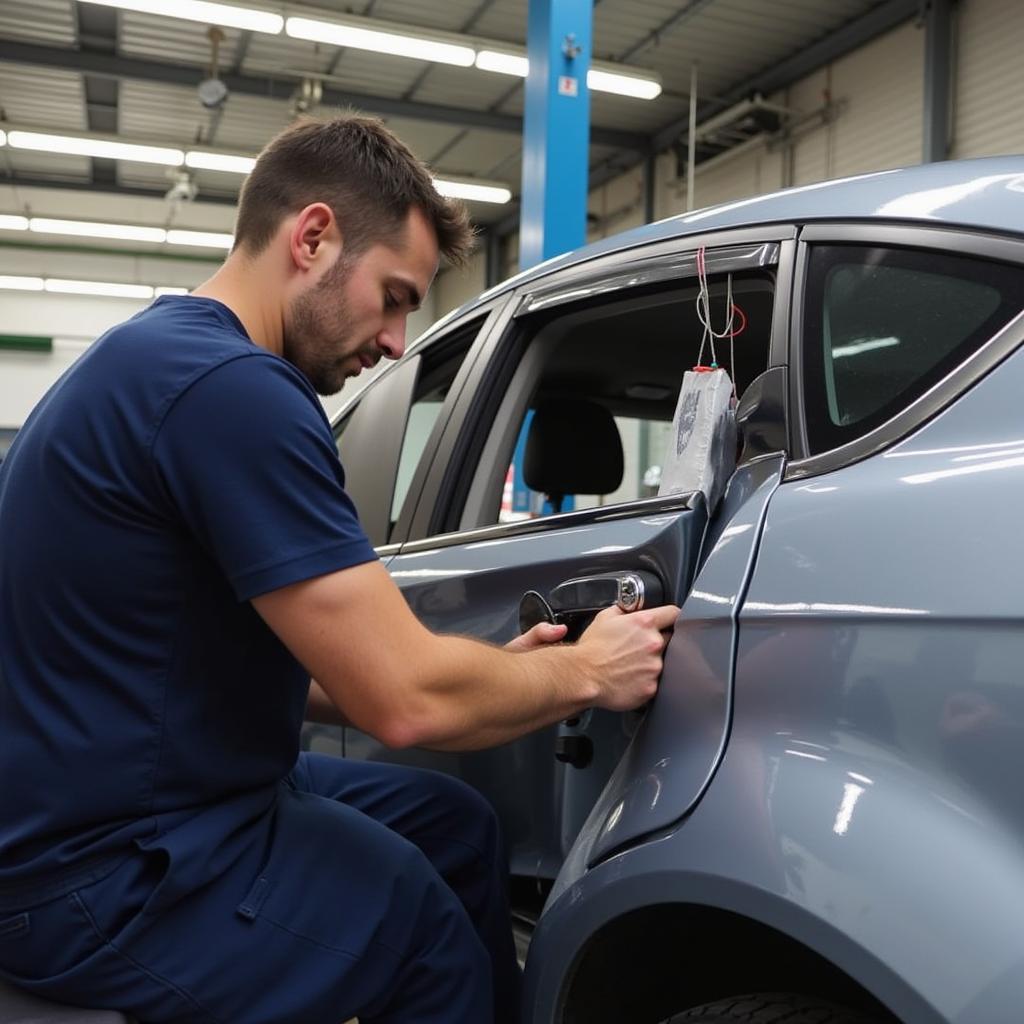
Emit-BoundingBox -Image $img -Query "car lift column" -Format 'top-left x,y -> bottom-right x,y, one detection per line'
518,0 -> 592,270
511,0 -> 592,518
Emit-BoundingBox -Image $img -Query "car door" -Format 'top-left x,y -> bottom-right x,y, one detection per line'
346,229 -> 793,884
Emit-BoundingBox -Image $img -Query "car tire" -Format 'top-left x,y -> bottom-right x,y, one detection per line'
660,991 -> 888,1023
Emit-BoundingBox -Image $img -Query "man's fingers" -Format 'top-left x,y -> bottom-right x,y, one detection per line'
646,604 -> 680,630
505,620 -> 569,653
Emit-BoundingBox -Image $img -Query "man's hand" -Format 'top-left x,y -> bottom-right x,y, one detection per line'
505,620 -> 568,653
575,604 -> 680,712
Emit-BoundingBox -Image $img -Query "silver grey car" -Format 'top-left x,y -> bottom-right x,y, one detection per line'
325,156 -> 1024,1024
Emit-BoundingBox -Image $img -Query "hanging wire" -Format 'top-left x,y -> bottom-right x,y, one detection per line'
694,245 -> 748,393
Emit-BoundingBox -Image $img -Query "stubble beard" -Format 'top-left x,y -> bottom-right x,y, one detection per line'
284,255 -> 361,397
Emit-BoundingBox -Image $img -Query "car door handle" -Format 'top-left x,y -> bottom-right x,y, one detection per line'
518,571 -> 665,638
549,571 -> 664,616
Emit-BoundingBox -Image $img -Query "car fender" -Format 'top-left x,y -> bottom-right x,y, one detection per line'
526,724 -> 1024,1024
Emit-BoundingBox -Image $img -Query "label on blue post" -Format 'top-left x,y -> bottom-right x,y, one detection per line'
558,75 -> 579,97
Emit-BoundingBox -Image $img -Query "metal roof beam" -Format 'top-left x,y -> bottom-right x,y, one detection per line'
0,40 -> 651,153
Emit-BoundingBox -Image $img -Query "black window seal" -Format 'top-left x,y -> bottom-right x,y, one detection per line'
787,222 -> 1024,481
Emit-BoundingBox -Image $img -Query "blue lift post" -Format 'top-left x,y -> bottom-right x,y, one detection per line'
511,0 -> 593,517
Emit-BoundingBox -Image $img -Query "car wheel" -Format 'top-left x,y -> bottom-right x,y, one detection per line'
660,991 -> 888,1023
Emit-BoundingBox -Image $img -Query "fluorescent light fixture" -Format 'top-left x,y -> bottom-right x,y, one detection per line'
7,131 -> 184,166
30,218 -> 167,244
433,178 -> 511,204
475,50 -> 528,76
0,275 -> 44,291
0,277 -> 193,298
44,279 -> 155,299
0,213 -> 232,250
286,16 -> 475,67
0,130 -> 6,146
587,67 -> 661,100
78,0 -> 283,34
185,151 -> 256,174
166,229 -> 235,249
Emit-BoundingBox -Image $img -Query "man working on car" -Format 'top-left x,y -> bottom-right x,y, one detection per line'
0,116 -> 678,1024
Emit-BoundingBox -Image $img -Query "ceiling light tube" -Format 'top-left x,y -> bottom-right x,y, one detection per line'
0,215 -> 29,231
0,275 -> 44,291
185,151 -> 257,174
0,130 -> 6,147
166,229 -> 235,249
286,16 -> 475,67
44,279 -> 155,299
475,50 -> 528,77
77,0 -> 283,34
587,67 -> 662,100
155,286 -> 190,296
433,179 -> 512,204
8,131 -> 184,166
30,218 -> 168,244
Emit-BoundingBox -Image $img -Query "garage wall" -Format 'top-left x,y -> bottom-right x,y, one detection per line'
0,246 -> 215,429
431,247 -> 486,318
952,0 -> 1024,158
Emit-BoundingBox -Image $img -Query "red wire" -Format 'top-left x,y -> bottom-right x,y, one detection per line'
729,302 -> 748,338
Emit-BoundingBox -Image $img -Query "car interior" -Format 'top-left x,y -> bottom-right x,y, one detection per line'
460,270 -> 776,530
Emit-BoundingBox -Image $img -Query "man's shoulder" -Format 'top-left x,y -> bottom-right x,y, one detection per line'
98,298 -> 312,409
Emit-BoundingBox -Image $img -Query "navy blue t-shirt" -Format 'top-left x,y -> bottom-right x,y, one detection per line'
0,296 -> 376,897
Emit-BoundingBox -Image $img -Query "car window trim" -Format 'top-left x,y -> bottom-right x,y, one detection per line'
399,490 -> 701,555
516,237 -> 783,316
788,223 -> 1024,480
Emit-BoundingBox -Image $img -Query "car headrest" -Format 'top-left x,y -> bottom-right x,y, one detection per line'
523,399 -> 624,500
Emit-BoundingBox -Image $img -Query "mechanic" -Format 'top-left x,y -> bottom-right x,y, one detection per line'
0,116 -> 678,1024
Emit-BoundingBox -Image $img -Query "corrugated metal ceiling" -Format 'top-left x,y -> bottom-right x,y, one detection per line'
0,0 -> 898,228
0,0 -> 76,46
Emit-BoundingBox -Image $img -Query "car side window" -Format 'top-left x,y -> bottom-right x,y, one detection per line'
334,316 -> 483,545
802,245 -> 1024,455
461,265 -> 777,531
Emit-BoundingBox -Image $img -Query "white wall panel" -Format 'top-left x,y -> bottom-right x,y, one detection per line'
788,68 -> 830,186
830,20 -> 923,176
952,0 -> 1024,158
433,249 -> 486,319
693,144 -> 786,212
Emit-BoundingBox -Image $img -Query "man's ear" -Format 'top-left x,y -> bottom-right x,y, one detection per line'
289,203 -> 342,273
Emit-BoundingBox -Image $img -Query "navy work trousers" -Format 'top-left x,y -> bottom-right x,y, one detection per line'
0,754 -> 521,1023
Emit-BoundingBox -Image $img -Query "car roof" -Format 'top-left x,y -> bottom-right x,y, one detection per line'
459,155 -> 1024,315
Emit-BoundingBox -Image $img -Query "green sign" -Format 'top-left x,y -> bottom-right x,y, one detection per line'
0,335 -> 52,352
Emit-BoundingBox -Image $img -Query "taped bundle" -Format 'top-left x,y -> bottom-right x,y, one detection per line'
657,367 -> 737,512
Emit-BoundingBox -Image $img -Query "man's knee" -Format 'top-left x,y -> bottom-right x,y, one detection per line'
409,769 -> 504,856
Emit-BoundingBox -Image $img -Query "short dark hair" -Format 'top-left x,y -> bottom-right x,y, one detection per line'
234,114 -> 474,265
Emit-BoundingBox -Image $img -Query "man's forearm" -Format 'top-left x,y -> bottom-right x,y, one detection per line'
393,635 -> 601,751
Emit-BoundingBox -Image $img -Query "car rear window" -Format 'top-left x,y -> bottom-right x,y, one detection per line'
802,244 -> 1024,454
